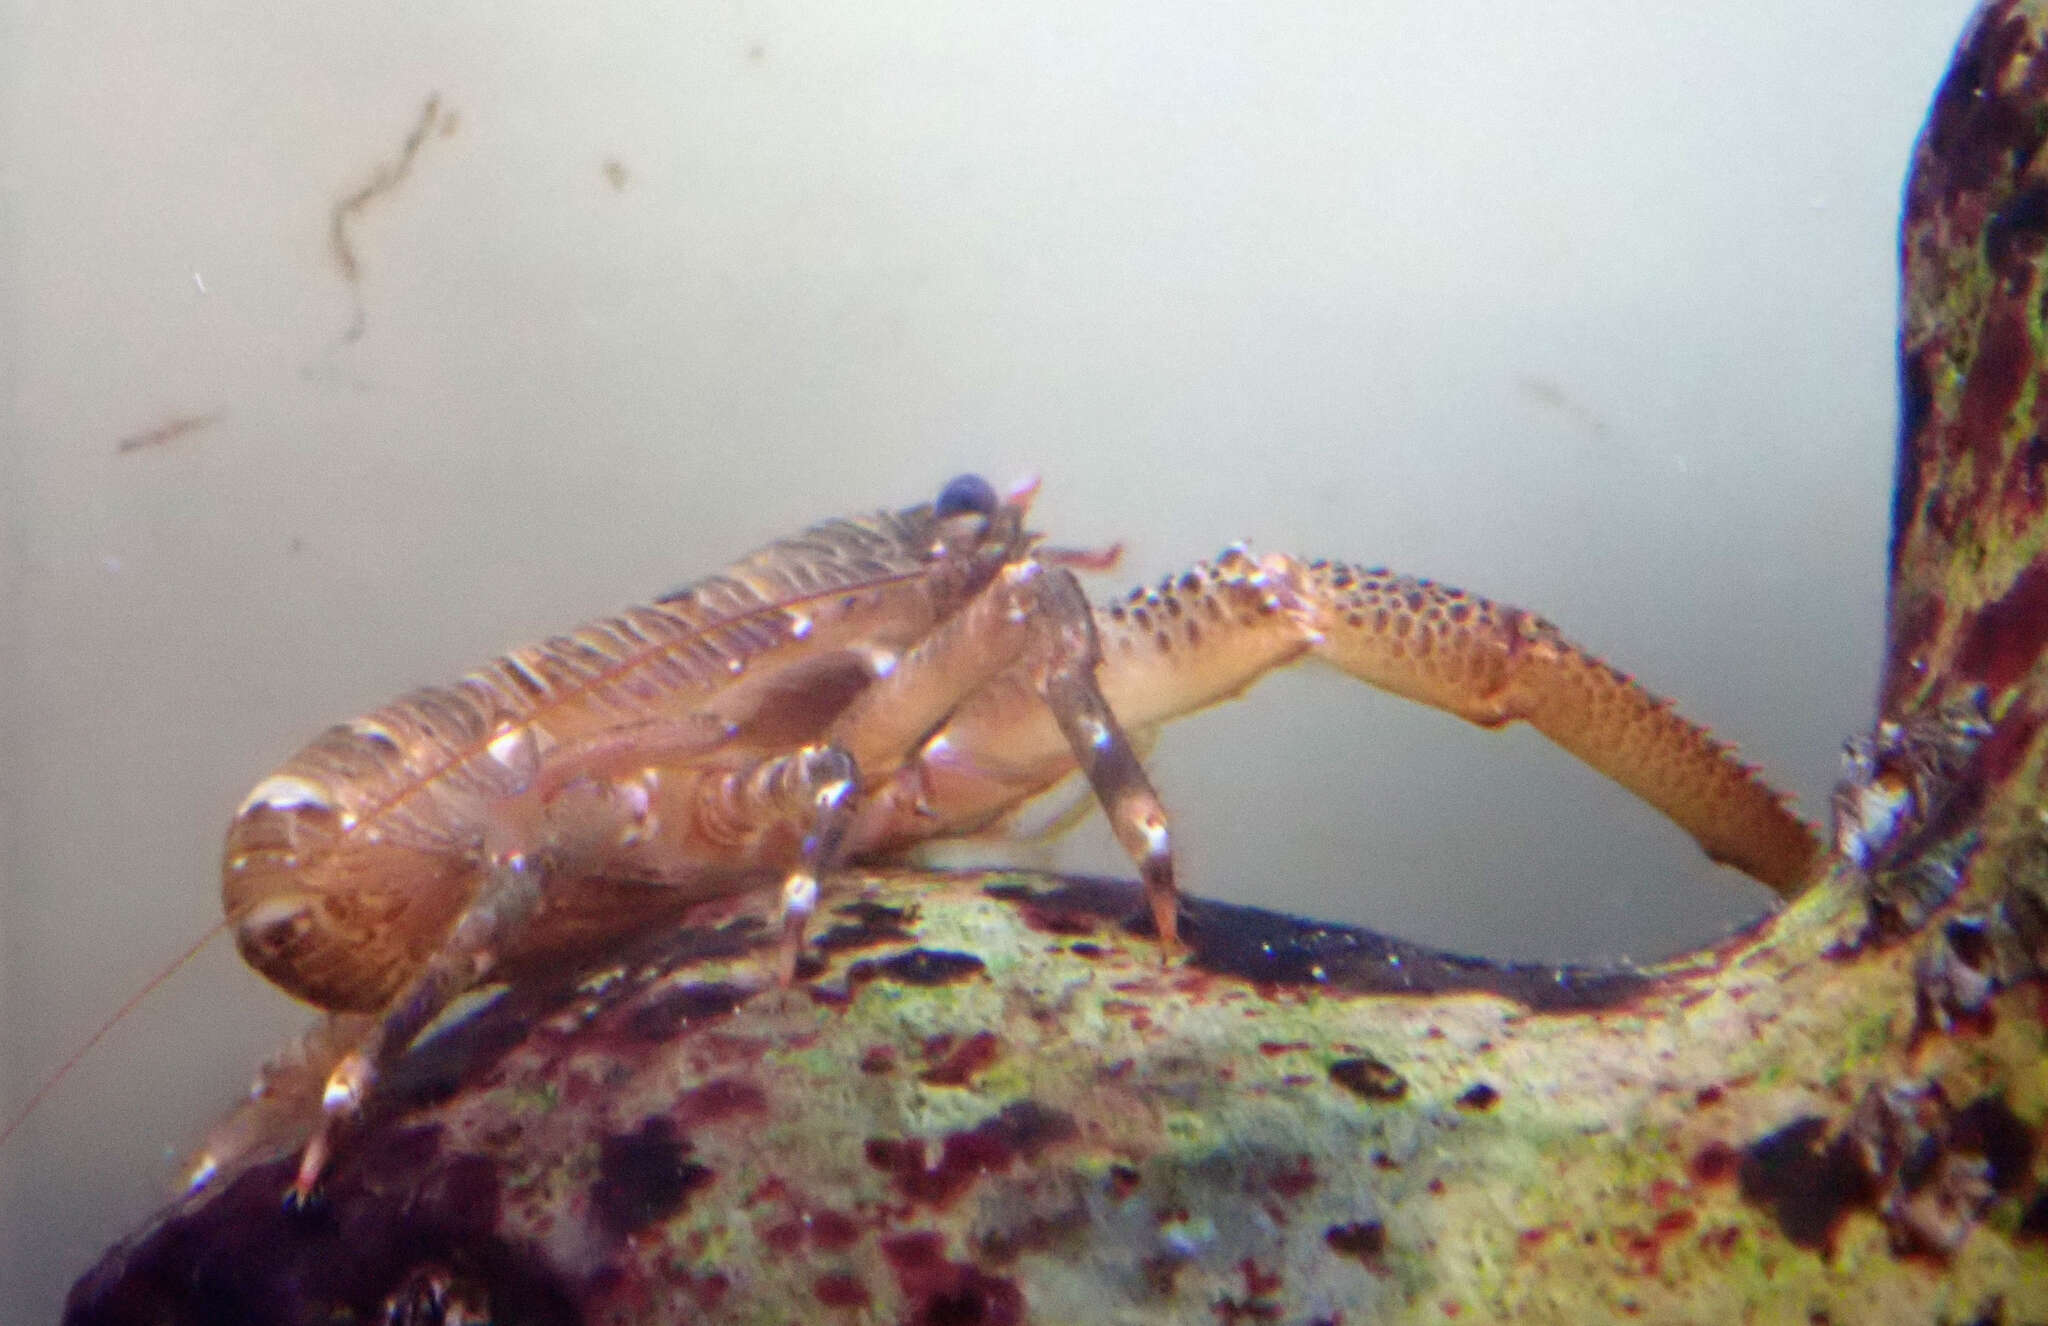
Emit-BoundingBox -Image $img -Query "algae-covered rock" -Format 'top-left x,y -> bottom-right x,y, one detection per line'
63,3 -> 2048,1321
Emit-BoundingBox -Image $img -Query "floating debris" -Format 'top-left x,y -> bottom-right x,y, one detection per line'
329,94 -> 455,343
113,410 -> 221,455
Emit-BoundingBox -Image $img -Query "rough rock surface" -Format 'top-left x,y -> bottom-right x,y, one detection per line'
65,3 -> 2048,1321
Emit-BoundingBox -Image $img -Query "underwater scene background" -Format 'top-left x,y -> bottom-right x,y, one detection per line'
1,1 -> 1978,1318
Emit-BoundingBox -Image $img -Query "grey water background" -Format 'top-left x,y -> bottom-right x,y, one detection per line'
0,0 -> 1979,1318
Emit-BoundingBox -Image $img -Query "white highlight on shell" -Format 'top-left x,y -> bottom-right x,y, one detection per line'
320,1061 -> 364,1114
815,778 -> 854,813
183,1154 -> 221,1195
237,894 -> 312,942
347,717 -> 401,749
235,774 -> 333,818
617,774 -> 659,847
487,724 -> 536,774
780,870 -> 820,919
412,983 -> 511,1049
865,649 -> 899,678
788,613 -> 813,639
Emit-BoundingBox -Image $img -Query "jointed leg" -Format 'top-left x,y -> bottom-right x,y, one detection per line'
1031,576 -> 1180,949
828,561 -> 1184,947
289,855 -> 546,1205
750,746 -> 859,984
582,742 -> 866,985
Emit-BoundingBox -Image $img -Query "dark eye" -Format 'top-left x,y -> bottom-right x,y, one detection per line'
933,473 -> 998,520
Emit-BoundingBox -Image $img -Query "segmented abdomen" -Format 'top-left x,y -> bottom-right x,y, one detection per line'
220,509 -> 949,1007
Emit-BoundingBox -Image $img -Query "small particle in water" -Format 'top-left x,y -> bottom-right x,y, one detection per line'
330,93 -> 453,342
115,410 -> 221,455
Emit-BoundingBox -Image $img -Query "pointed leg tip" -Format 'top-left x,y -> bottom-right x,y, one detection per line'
282,1170 -> 325,1214
1145,909 -> 1188,959
283,1119 -> 338,1211
771,924 -> 806,988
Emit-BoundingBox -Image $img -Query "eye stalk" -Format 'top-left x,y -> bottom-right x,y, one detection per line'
933,473 -> 999,520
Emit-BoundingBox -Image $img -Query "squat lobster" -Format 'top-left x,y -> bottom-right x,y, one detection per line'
213,473 -> 1819,1202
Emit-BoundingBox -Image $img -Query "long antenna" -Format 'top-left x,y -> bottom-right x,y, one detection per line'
0,919 -> 232,1151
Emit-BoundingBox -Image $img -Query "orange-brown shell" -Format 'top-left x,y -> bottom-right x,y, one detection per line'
221,503 -> 1017,1010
